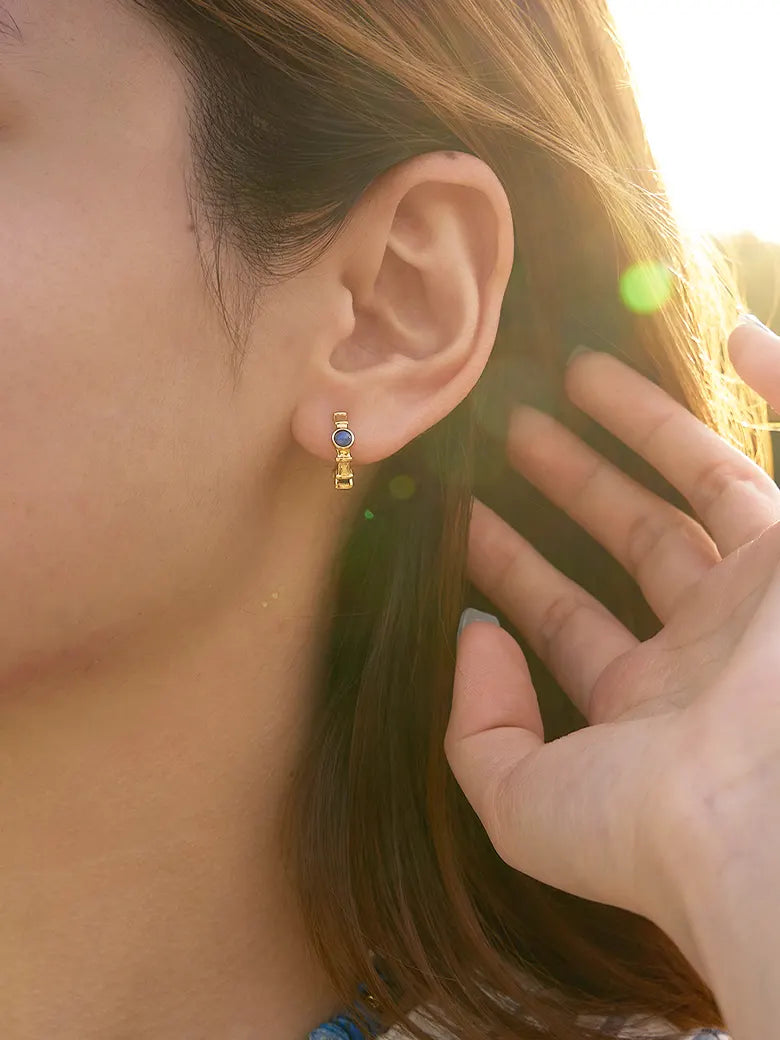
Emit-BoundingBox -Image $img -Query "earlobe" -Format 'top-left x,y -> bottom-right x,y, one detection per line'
291,149 -> 514,472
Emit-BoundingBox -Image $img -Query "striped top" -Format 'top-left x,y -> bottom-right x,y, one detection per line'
306,967 -> 732,1040
376,1020 -> 732,1039
309,1000 -> 732,1039
594,1021 -> 729,1039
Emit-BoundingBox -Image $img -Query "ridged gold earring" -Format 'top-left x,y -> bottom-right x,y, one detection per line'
332,411 -> 355,490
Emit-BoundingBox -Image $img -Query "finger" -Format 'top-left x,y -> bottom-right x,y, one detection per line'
507,404 -> 721,621
446,617 -> 665,912
466,496 -> 638,719
727,321 -> 780,414
564,349 -> 780,556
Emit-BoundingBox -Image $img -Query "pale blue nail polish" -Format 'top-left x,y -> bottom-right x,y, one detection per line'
566,344 -> 594,367
457,607 -> 500,641
736,313 -> 778,337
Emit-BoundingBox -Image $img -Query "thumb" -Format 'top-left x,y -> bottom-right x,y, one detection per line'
445,610 -> 663,917
445,609 -> 545,860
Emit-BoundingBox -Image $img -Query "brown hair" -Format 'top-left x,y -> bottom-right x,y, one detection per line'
128,0 -> 772,1036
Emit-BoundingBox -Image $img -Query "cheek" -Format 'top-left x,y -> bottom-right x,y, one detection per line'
0,154 -> 248,687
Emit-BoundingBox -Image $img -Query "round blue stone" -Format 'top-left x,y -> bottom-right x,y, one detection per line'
333,429 -> 354,449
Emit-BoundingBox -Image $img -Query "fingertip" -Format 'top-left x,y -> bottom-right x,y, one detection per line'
735,313 -> 778,337
457,606 -> 500,643
451,619 -> 542,742
729,317 -> 780,360
727,321 -> 780,395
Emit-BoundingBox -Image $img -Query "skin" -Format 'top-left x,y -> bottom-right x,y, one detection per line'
449,320 -> 780,1038
0,1 -> 514,1037
11,0 -> 776,1036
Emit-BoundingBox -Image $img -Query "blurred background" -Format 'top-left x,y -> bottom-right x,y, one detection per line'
608,0 -> 780,336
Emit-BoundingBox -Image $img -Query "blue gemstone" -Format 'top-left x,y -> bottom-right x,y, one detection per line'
334,429 -> 354,448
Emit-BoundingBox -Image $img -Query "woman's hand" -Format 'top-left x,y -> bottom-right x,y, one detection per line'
445,319 -> 780,963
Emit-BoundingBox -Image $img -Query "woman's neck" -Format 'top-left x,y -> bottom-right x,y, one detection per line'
0,543 -> 345,1040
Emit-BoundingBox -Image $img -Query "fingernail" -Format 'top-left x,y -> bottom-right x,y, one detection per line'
566,344 -> 594,367
736,313 -> 779,337
457,607 -> 501,641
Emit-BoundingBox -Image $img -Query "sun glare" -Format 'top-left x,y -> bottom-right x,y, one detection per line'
608,0 -> 780,243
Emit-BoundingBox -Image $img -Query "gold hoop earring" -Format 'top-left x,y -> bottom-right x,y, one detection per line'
332,411 -> 355,490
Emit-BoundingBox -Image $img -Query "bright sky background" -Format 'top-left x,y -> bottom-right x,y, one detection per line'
607,0 -> 779,243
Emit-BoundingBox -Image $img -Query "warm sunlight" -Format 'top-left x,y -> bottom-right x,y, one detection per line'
608,0 -> 779,243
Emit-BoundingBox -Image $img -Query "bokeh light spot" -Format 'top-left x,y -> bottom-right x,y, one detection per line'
619,261 -> 673,314
389,474 -> 416,500
364,509 -> 375,520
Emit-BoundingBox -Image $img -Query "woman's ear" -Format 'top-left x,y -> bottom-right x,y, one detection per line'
290,149 -> 514,466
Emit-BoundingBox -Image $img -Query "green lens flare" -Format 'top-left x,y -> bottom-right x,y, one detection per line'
388,474 -> 416,500
619,261 -> 673,314
363,509 -> 374,520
